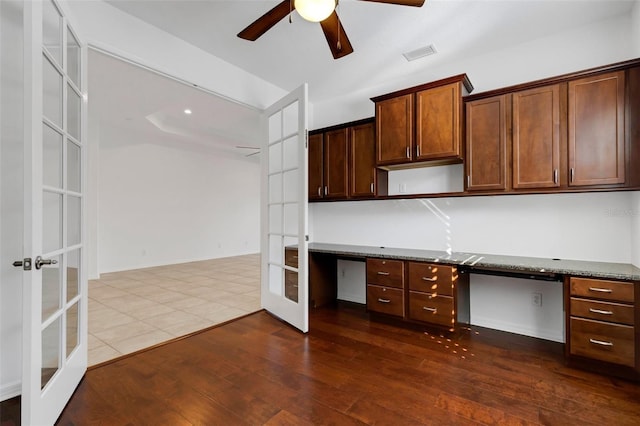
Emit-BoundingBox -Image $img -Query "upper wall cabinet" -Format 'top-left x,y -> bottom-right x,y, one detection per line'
309,119 -> 384,202
372,75 -> 473,168
512,84 -> 561,189
465,94 -> 509,191
568,71 -> 625,186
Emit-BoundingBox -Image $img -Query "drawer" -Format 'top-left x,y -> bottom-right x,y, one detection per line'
285,248 -> 299,268
408,262 -> 455,296
285,270 -> 298,302
570,277 -> 634,303
408,292 -> 454,327
570,317 -> 635,367
570,297 -> 634,326
366,258 -> 405,289
367,285 -> 404,317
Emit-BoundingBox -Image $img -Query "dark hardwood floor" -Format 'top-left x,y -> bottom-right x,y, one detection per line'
7,303 -> 640,425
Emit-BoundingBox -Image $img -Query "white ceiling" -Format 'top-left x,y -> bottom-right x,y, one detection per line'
89,49 -> 262,157
104,0 -> 636,103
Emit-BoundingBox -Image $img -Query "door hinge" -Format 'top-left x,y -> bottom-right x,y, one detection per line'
305,235 -> 309,241
305,130 -> 308,149
12,258 -> 32,271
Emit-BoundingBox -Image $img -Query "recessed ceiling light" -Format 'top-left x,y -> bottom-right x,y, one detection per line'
403,44 -> 437,62
184,109 -> 192,115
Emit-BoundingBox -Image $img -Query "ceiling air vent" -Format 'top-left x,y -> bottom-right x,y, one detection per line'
402,44 -> 437,62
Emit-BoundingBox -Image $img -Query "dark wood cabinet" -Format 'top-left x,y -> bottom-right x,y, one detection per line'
309,119 -> 382,201
308,133 -> 324,200
465,94 -> 509,191
512,84 -> 561,189
568,71 -> 626,186
567,277 -> 638,370
375,94 -> 413,165
324,128 -> 349,199
416,82 -> 463,160
350,122 -> 377,198
373,75 -> 472,168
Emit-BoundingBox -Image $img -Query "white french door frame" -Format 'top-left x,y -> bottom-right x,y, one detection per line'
260,84 -> 309,333
22,0 -> 88,424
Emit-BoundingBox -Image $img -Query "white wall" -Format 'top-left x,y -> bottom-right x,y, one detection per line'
632,192 -> 640,268
312,12 -> 635,128
311,192 -> 633,263
97,124 -> 261,273
0,0 -> 23,401
633,0 -> 640,56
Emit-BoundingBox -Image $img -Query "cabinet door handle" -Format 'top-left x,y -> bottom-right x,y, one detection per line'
370,182 -> 374,193
589,287 -> 613,293
421,276 -> 437,282
377,298 -> 391,303
422,307 -> 437,313
406,147 -> 410,159
589,308 -> 613,315
416,145 -> 420,158
589,338 -> 613,347
317,187 -> 322,197
377,271 -> 390,276
570,168 -> 575,183
553,169 -> 558,184
467,175 -> 471,188
324,186 -> 328,196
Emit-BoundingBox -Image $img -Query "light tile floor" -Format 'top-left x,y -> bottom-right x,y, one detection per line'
88,253 -> 261,366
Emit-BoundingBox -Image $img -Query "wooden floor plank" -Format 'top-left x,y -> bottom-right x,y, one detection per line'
13,303 -> 632,426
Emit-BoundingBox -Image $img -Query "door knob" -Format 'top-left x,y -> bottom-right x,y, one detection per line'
35,256 -> 57,270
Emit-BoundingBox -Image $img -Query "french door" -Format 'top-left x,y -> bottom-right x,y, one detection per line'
21,0 -> 88,424
260,84 -> 309,332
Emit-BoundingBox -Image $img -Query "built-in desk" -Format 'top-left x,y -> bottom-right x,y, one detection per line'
307,242 -> 640,379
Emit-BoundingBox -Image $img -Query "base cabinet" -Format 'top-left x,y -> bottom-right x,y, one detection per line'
366,258 -> 469,330
567,276 -> 638,372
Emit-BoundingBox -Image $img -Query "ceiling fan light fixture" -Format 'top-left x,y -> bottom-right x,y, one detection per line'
294,0 -> 336,23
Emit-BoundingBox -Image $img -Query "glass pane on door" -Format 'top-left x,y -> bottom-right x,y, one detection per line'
43,191 -> 62,253
42,0 -> 62,65
66,27 -> 80,88
67,195 -> 81,246
43,124 -> 63,188
43,55 -> 62,127
67,85 -> 81,140
66,249 -> 80,302
66,302 -> 79,359
42,255 -> 62,320
67,141 -> 81,192
41,317 -> 61,389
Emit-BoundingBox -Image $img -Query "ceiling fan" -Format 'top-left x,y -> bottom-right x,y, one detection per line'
238,0 -> 426,60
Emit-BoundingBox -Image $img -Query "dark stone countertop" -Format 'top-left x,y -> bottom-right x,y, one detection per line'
308,242 -> 640,281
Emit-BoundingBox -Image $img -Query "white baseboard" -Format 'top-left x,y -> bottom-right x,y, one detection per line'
1,380 -> 20,401
472,315 -> 565,343
337,292 -> 366,304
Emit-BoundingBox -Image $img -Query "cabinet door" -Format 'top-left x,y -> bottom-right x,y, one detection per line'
375,94 -> 413,165
568,71 -> 625,186
350,122 -> 376,197
465,95 -> 508,191
416,82 -> 462,160
308,133 -> 324,200
512,84 -> 561,189
324,128 -> 349,199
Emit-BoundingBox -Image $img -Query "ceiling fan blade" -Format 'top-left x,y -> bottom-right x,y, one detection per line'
238,0 -> 292,41
320,11 -> 354,60
359,0 -> 425,6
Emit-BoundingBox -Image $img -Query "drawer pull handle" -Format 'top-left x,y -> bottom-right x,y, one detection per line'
293,285 -> 298,288
589,338 -> 613,347
422,307 -> 437,313
377,271 -> 390,276
588,287 -> 613,293
589,308 -> 613,315
377,298 -> 391,304
421,276 -> 437,282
